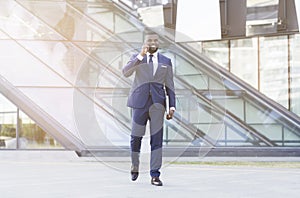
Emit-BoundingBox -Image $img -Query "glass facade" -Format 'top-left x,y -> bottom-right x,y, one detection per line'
202,34 -> 300,116
0,0 -> 299,151
0,95 -> 62,149
290,34 -> 300,116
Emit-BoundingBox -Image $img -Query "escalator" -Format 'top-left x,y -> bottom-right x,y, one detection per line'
70,0 -> 300,149
0,0 -> 299,156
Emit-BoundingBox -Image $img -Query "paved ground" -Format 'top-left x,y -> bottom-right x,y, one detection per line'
0,151 -> 300,198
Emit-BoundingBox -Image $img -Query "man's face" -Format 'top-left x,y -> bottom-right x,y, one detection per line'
145,34 -> 159,54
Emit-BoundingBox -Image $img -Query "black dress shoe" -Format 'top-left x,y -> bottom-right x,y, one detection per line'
131,166 -> 139,181
151,177 -> 163,186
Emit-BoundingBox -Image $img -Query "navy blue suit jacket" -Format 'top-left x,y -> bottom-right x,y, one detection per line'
122,52 -> 176,109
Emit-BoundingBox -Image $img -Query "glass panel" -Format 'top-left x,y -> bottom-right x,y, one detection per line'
0,40 -> 70,87
0,94 -> 18,149
290,34 -> 300,116
174,55 -> 202,76
19,40 -> 89,85
19,111 -> 63,149
215,98 -> 245,120
202,40 -> 229,69
251,124 -> 283,140
16,0 -> 112,42
259,35 -> 288,108
0,95 -> 17,149
0,1 -> 63,40
0,113 -> 17,149
0,94 -> 63,149
164,125 -> 193,146
19,87 -> 77,136
225,127 -> 255,146
246,101 -> 276,124
231,38 -> 259,89
284,127 -> 300,146
179,75 -> 208,90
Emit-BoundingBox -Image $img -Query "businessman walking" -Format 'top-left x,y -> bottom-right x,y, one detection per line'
122,32 -> 176,186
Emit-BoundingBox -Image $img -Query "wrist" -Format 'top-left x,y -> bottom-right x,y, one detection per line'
170,107 -> 176,112
136,54 -> 144,61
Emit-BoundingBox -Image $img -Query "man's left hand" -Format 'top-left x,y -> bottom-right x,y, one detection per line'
166,109 -> 175,120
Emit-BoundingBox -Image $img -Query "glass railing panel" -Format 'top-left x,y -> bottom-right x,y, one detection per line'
176,94 -> 206,124
174,55 -> 202,76
19,111 -> 64,149
284,127 -> 300,146
19,87 -> 77,134
90,98 -> 130,147
70,1 -> 142,36
178,75 -> 209,90
82,7 -> 116,33
0,94 -> 17,149
214,97 -> 245,121
225,127 -> 258,146
251,124 -> 283,141
18,40 -> 89,85
164,124 -> 194,146
245,101 -> 277,124
91,42 -> 130,70
16,0 -> 112,42
117,31 -> 144,43
0,1 -> 64,40
0,40 -> 70,87
203,123 -> 225,140
208,77 -> 228,90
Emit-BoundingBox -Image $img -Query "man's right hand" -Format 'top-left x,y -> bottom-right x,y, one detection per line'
140,45 -> 149,56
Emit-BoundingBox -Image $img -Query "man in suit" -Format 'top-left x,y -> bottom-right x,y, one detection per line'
122,32 -> 176,186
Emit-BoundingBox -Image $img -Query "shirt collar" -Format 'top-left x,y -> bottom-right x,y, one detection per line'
147,51 -> 158,58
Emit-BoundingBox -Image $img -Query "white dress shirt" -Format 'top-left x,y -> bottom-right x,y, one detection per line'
137,52 -> 158,76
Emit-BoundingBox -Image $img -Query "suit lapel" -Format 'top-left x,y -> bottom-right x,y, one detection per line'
154,53 -> 162,77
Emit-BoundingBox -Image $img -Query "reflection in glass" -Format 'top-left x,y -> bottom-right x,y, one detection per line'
259,36 -> 288,108
19,111 -> 63,149
202,40 -> 229,69
290,34 -> 300,116
0,1 -> 63,40
0,40 -> 70,87
231,38 -> 258,89
0,94 -> 62,149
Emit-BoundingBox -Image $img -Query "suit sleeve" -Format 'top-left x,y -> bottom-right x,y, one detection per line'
165,59 -> 176,109
122,54 -> 142,77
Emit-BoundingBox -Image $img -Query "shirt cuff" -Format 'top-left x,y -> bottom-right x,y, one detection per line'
170,107 -> 176,111
136,54 -> 144,61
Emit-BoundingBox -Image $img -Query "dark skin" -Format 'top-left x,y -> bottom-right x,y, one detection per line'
140,34 -> 175,120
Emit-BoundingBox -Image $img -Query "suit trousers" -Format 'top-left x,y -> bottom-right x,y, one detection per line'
130,96 -> 165,177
